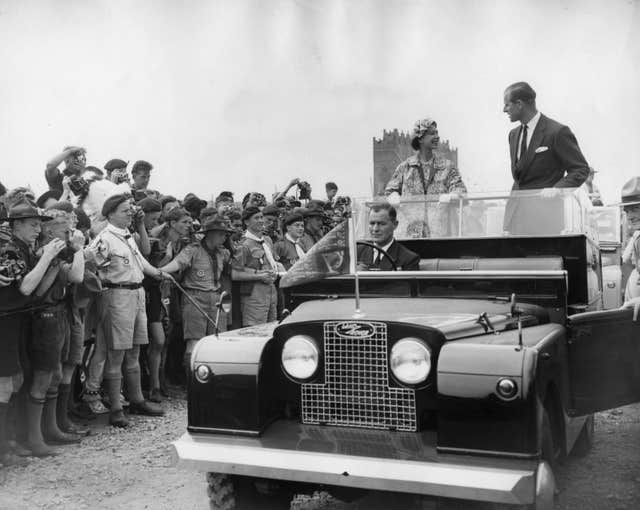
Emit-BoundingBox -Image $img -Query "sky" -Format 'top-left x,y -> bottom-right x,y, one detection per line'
0,0 -> 638,204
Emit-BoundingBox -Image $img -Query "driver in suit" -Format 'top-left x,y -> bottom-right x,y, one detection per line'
357,203 -> 420,271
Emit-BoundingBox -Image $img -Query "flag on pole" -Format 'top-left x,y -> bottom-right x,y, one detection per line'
280,219 -> 354,288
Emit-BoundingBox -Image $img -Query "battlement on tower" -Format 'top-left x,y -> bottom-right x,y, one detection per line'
372,129 -> 459,195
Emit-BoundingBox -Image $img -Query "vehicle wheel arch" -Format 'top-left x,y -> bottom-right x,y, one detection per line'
541,381 -> 566,463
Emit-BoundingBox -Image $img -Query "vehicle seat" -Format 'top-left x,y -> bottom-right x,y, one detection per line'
418,256 -> 564,272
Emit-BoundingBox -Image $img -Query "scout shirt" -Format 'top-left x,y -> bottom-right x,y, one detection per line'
172,241 -> 231,292
0,235 -> 37,376
273,234 -> 306,270
90,223 -> 147,284
232,233 -> 278,296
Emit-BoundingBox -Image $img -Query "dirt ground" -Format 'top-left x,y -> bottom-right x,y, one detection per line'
1,397 -> 639,510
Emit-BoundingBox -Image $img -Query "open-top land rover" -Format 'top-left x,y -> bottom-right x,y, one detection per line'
172,190 -> 640,509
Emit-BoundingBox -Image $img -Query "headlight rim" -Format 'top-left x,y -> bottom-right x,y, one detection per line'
194,363 -> 212,383
389,337 -> 432,387
281,334 -> 321,382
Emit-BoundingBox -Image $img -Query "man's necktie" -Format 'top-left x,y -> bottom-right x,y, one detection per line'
373,250 -> 382,268
518,124 -> 528,161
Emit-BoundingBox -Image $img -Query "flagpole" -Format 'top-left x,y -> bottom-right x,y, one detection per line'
348,214 -> 364,318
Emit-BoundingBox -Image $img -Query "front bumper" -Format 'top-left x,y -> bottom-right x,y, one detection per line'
172,422 -> 552,506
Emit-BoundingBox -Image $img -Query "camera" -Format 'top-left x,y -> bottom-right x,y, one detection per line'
67,175 -> 90,197
297,181 -> 312,200
56,244 -> 76,263
0,256 -> 27,281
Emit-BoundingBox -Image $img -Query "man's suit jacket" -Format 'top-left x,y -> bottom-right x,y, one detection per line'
509,114 -> 589,190
357,240 -> 420,271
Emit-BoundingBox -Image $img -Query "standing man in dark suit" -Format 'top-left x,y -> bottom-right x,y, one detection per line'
503,82 -> 589,191
502,82 -> 590,234
357,203 -> 420,271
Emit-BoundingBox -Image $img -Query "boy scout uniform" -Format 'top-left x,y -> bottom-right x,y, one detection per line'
233,233 -> 278,326
173,239 -> 231,339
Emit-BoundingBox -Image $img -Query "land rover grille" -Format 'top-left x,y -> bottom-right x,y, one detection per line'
301,321 -> 417,432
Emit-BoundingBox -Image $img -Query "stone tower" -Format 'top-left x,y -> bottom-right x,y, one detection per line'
372,129 -> 458,196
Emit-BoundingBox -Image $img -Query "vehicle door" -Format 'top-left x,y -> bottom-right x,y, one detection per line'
567,308 -> 640,416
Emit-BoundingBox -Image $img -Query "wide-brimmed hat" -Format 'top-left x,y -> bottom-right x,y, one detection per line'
411,118 -> 438,150
614,177 -> 640,208
1,199 -> 52,222
202,217 -> 234,234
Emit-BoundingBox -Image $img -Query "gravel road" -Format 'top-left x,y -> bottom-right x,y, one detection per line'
1,396 -> 639,510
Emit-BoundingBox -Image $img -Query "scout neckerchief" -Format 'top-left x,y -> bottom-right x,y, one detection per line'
201,239 -> 220,287
104,223 -> 145,271
245,231 -> 278,271
285,233 -> 306,259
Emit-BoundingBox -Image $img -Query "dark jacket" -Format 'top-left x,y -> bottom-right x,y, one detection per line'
357,240 -> 420,271
509,114 -> 589,190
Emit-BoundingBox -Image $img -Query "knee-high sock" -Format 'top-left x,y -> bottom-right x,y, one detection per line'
123,369 -> 145,405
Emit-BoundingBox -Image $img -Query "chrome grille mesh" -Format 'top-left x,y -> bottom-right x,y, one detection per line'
301,321 -> 417,431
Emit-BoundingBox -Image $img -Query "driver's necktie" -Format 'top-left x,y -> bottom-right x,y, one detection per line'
373,250 -> 382,268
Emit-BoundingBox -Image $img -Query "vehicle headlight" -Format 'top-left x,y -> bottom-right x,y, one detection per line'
390,338 -> 431,385
282,335 -> 319,380
194,364 -> 212,383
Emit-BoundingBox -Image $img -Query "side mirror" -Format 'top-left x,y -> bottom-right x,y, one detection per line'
214,291 -> 231,338
217,291 -> 232,314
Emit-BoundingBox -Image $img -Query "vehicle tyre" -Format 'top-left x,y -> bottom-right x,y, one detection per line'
206,472 -> 292,510
571,414 -> 594,457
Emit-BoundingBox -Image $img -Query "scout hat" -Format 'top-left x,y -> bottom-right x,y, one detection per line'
411,118 -> 437,150
104,159 -> 128,172
202,217 -> 234,234
283,212 -> 304,227
615,177 -> 640,208
137,197 -> 162,213
241,206 -> 261,222
1,199 -> 52,221
262,204 -> 280,217
101,193 -> 130,217
300,207 -> 324,218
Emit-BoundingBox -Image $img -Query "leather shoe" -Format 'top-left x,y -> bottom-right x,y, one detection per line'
109,410 -> 129,428
43,430 -> 82,445
61,421 -> 91,437
128,400 -> 164,416
148,388 -> 163,404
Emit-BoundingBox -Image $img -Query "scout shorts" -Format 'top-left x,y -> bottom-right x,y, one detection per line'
30,306 -> 69,371
101,287 -> 148,350
181,289 -> 226,340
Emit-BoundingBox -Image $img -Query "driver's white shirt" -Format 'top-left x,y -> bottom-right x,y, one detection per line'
374,238 -> 394,263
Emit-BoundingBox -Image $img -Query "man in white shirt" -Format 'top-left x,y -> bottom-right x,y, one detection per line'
503,81 -> 589,191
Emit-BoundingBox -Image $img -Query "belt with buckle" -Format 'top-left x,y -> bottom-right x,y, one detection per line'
104,282 -> 143,290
